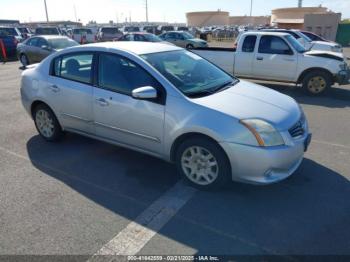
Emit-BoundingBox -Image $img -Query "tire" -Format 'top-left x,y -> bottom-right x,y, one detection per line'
20,54 -> 29,67
186,44 -> 194,49
175,137 -> 231,190
33,104 -> 63,142
302,70 -> 331,96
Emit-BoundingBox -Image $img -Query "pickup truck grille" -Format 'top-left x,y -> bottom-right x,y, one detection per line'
289,118 -> 305,138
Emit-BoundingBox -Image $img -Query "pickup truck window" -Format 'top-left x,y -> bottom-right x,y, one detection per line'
242,35 -> 257,52
258,36 -> 293,55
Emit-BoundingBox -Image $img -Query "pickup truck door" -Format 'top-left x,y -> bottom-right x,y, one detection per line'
234,35 -> 257,77
252,35 -> 297,81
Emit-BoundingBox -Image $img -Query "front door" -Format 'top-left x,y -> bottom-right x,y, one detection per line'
252,35 -> 297,81
93,53 -> 165,155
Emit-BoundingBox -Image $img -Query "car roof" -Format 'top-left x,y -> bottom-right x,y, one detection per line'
78,41 -> 181,55
31,35 -> 69,40
242,31 -> 291,37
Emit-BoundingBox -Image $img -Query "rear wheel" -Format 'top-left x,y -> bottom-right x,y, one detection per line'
20,54 -> 29,67
175,137 -> 231,190
33,104 -> 63,142
302,70 -> 331,96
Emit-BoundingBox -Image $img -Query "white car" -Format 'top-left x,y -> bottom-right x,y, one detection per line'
20,42 -> 311,189
194,32 -> 350,95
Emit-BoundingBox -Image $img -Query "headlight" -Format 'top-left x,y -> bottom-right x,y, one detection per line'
339,62 -> 348,71
240,119 -> 285,147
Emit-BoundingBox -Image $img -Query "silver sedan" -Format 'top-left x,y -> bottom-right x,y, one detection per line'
20,42 -> 311,189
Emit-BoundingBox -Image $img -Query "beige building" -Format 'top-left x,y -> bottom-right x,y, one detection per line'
186,11 -> 270,27
271,7 -> 341,40
186,11 -> 229,27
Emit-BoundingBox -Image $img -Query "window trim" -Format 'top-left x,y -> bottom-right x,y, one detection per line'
94,51 -> 167,105
258,35 -> 294,56
50,51 -> 95,85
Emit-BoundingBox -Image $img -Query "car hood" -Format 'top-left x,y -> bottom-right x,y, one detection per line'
191,80 -> 300,131
312,40 -> 340,47
304,50 -> 345,61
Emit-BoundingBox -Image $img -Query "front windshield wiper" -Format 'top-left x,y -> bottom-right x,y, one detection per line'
211,79 -> 239,93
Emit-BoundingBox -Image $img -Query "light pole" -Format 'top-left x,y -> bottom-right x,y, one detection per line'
250,0 -> 253,16
44,0 -> 49,22
145,0 -> 149,22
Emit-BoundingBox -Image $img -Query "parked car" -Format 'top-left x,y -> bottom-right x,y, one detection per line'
192,32 -> 350,96
260,29 -> 343,53
159,31 -> 208,49
97,27 -> 123,42
20,41 -> 312,189
122,26 -> 140,33
118,32 -> 172,45
142,25 -> 158,34
17,35 -> 79,66
0,27 -> 23,42
35,27 -> 61,36
158,25 -> 175,34
17,27 -> 33,39
0,35 -> 18,59
177,26 -> 189,31
71,28 -> 95,44
300,31 -> 329,42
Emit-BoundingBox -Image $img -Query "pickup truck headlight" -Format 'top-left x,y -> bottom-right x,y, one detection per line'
240,119 -> 285,147
339,62 -> 348,71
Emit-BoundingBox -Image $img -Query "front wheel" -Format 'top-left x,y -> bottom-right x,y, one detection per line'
302,70 -> 331,96
186,44 -> 194,49
175,137 -> 231,190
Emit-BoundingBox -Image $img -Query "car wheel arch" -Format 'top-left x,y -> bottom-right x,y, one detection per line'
30,101 -> 59,123
170,132 -> 226,163
297,67 -> 334,85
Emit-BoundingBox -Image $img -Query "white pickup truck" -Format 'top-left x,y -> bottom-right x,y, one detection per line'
192,32 -> 350,95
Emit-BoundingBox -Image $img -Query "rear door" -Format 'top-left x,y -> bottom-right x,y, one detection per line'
47,52 -> 95,134
252,35 -> 297,81
234,35 -> 257,77
93,52 -> 166,155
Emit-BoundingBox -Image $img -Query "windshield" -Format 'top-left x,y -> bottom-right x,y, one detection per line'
36,28 -> 59,35
285,35 -> 307,53
48,38 -> 79,49
0,28 -> 18,36
73,28 -> 92,34
141,50 -> 238,97
18,28 -> 30,33
102,28 -> 120,34
144,34 -> 162,42
125,27 -> 140,32
182,32 -> 194,40
298,32 -> 312,43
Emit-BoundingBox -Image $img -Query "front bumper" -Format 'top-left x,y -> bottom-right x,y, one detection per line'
220,133 -> 311,185
335,69 -> 350,85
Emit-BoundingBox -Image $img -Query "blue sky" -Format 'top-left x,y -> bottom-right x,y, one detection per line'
1,0 -> 349,23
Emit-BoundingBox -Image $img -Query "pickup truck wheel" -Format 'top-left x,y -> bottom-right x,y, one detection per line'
186,44 -> 194,49
20,54 -> 29,66
175,137 -> 231,190
33,104 -> 63,142
302,70 -> 331,96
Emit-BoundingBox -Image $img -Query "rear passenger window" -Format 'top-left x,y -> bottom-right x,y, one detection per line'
242,35 -> 256,52
258,36 -> 293,55
53,53 -> 93,84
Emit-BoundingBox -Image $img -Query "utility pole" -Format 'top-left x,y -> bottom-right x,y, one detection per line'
298,0 -> 302,7
250,0 -> 253,16
145,0 -> 149,22
74,5 -> 78,22
44,0 -> 49,22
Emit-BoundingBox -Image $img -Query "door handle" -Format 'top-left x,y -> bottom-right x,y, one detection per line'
50,85 -> 60,93
96,98 -> 109,107
283,58 -> 296,62
257,57 -> 264,61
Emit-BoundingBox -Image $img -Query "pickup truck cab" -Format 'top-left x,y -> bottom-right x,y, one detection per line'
193,32 -> 350,95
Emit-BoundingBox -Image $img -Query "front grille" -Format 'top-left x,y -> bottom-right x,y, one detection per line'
289,119 -> 305,138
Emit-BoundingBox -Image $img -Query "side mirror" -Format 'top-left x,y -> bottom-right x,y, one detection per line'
132,86 -> 158,100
